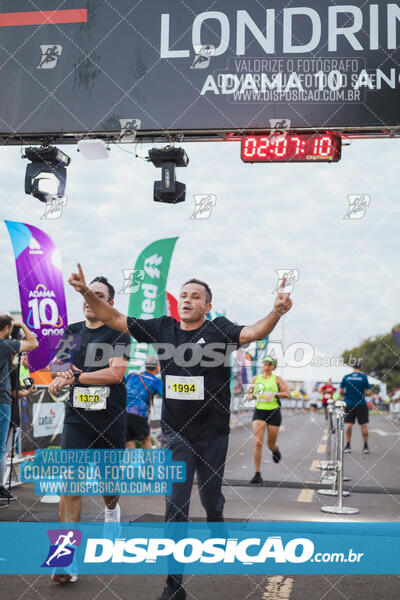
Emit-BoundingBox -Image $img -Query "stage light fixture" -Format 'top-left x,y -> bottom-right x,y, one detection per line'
148,146 -> 189,204
24,146 -> 71,202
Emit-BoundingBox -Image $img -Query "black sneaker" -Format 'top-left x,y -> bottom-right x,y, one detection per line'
156,581 -> 186,600
0,486 -> 16,501
272,447 -> 282,463
250,472 -> 263,484
344,444 -> 351,454
363,444 -> 370,454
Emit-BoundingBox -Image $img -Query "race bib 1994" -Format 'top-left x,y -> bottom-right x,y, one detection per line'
165,376 -> 204,400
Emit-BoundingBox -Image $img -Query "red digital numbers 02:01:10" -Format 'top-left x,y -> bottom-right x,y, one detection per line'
241,134 -> 341,163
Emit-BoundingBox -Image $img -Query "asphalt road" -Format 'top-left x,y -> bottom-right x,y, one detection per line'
2,573 -> 400,600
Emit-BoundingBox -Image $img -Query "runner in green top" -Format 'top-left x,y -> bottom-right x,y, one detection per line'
248,356 -> 290,484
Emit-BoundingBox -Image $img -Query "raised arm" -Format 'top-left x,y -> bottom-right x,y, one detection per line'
239,279 -> 292,346
68,263 -> 128,333
13,322 -> 39,353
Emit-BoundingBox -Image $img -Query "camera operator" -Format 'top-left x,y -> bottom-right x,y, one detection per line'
0,315 -> 38,509
0,355 -> 36,501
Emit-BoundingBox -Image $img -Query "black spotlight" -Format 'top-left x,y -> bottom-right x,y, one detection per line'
24,146 -> 71,202
149,146 -> 189,204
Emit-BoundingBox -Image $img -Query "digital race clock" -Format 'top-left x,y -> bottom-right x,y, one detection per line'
241,134 -> 341,163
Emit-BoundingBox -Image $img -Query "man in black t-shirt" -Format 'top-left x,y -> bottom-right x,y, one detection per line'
68,264 -> 292,599
49,276 -> 130,583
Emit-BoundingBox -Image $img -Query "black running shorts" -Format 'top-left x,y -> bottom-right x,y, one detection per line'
252,408 -> 282,427
61,423 -> 125,450
344,404 -> 369,425
126,413 -> 150,442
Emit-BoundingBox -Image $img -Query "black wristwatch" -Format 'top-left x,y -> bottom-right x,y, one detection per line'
72,370 -> 81,385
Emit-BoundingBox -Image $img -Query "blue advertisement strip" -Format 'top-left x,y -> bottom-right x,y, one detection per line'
20,449 -> 186,496
0,522 -> 399,575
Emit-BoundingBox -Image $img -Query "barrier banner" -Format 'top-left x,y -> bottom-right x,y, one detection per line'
20,387 -> 66,453
0,522 -> 398,574
5,221 -> 68,372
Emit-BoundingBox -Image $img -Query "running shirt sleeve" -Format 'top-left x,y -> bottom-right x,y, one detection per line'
213,316 -> 244,347
127,316 -> 165,344
151,376 -> 163,397
340,376 -> 346,389
364,374 -> 371,390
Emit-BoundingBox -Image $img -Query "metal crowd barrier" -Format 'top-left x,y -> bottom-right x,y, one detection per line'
320,400 -> 359,515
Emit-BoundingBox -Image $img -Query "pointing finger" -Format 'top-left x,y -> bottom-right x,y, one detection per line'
279,276 -> 288,294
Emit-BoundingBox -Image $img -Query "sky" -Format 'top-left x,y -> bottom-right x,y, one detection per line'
0,135 -> 398,364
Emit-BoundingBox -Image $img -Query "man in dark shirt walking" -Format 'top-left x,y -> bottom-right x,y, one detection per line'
68,264 -> 292,599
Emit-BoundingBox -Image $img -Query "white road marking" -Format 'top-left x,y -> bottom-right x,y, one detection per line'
369,428 -> 400,437
296,488 -> 314,502
317,444 -> 326,454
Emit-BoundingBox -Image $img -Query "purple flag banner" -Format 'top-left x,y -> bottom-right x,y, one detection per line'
4,220 -> 68,372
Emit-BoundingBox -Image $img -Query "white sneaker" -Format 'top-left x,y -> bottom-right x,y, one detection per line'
103,503 -> 121,539
104,503 -> 120,522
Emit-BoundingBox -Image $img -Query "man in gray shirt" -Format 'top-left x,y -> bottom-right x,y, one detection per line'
0,315 -> 38,507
